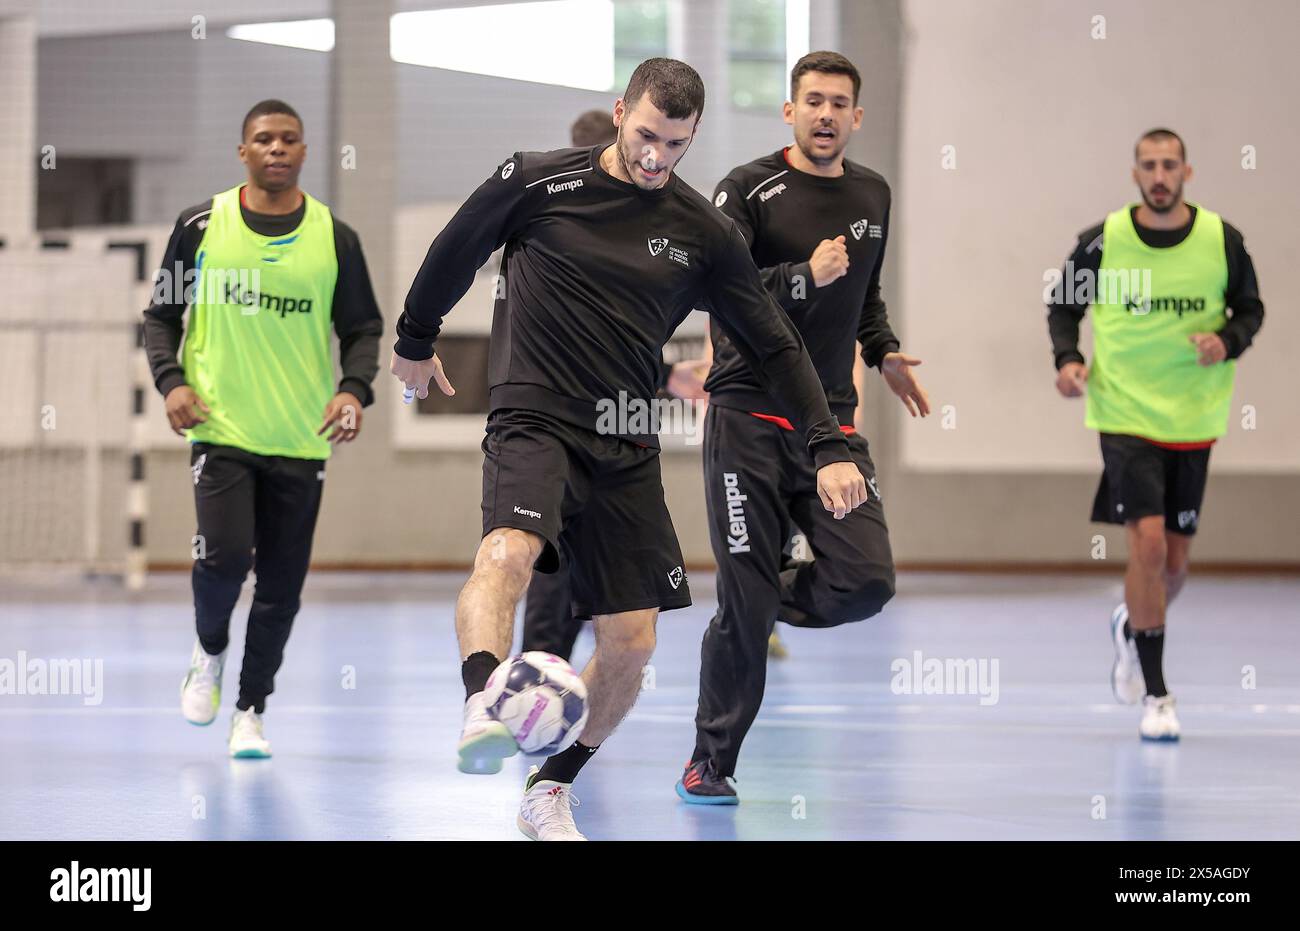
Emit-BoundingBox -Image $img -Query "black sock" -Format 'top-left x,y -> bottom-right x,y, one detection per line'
1133,627 -> 1168,697
529,741 -> 599,788
462,651 -> 500,700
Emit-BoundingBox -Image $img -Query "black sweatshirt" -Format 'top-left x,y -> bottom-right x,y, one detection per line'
143,192 -> 385,406
1047,205 -> 1265,370
395,145 -> 851,466
703,148 -> 899,425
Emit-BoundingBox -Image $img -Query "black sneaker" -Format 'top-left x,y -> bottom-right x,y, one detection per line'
675,758 -> 739,805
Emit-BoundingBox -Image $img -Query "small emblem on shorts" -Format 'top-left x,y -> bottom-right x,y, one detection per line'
1116,503 -> 1125,515
667,566 -> 684,590
1177,509 -> 1198,529
513,505 -> 542,520
191,453 -> 207,486
867,476 -> 882,501
316,470 -> 325,481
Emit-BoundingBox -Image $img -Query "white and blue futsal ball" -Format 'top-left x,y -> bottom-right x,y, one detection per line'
482,651 -> 589,755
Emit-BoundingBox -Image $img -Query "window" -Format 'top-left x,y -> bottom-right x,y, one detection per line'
729,0 -> 808,111
614,1 -> 670,91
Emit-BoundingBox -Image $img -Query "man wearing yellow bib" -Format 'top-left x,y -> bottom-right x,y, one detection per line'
1048,128 -> 1265,742
143,100 -> 383,758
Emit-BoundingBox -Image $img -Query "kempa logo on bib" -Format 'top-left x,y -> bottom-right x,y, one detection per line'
513,505 -> 541,520
49,861 -> 151,911
547,178 -> 583,195
1125,295 -> 1208,317
722,472 -> 750,554
223,282 -> 313,317
759,182 -> 786,202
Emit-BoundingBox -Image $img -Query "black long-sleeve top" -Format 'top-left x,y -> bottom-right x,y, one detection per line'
395,145 -> 850,466
142,192 -> 385,406
1047,205 -> 1264,370
703,148 -> 900,425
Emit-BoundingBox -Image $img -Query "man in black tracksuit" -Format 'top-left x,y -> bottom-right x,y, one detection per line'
519,109 -> 709,660
144,100 -> 383,758
391,59 -> 870,840
678,52 -> 931,803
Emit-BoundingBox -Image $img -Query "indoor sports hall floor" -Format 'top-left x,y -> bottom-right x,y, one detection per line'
2,571 -> 1297,841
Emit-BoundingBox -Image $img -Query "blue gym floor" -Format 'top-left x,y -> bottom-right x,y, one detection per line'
2,571 -> 1297,840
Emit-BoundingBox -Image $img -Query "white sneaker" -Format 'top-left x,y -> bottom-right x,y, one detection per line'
180,641 -> 225,725
518,766 -> 586,841
1139,695 -> 1180,742
228,708 -> 272,758
457,691 -> 517,775
1109,604 -> 1144,705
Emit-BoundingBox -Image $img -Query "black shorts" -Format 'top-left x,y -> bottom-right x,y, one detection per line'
1091,433 -> 1212,535
480,408 -> 691,619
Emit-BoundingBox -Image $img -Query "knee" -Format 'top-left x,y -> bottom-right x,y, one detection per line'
596,611 -> 657,664
473,528 -> 543,588
1130,525 -> 1167,574
834,573 -> 895,624
196,537 -> 253,582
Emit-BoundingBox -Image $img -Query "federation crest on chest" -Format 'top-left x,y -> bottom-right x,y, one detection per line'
648,237 -> 668,256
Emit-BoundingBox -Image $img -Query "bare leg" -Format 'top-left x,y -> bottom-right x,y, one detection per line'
578,608 -> 658,746
456,528 -> 543,661
1125,516 -> 1168,633
1164,530 -> 1192,605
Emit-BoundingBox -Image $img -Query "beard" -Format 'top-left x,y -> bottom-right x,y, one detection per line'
614,124 -> 672,190
1140,179 -> 1183,214
794,123 -> 848,168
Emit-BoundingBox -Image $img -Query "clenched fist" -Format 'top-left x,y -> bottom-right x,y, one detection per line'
810,235 -> 850,287
816,460 -> 869,520
1056,361 -> 1088,398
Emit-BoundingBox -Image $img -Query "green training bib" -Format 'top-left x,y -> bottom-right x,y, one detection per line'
183,185 -> 338,459
1086,202 -> 1234,442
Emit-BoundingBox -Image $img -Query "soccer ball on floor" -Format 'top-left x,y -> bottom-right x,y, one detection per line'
482,651 -> 589,755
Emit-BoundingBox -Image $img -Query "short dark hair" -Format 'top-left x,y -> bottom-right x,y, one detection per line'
570,109 -> 617,147
242,99 -> 303,140
790,50 -> 861,104
1135,128 -> 1186,162
623,58 -> 705,122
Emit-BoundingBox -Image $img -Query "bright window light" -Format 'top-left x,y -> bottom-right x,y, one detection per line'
391,1 -> 615,91
785,0 -> 809,84
226,18 -> 335,52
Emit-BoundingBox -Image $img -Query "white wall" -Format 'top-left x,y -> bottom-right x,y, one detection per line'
895,0 -> 1299,473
